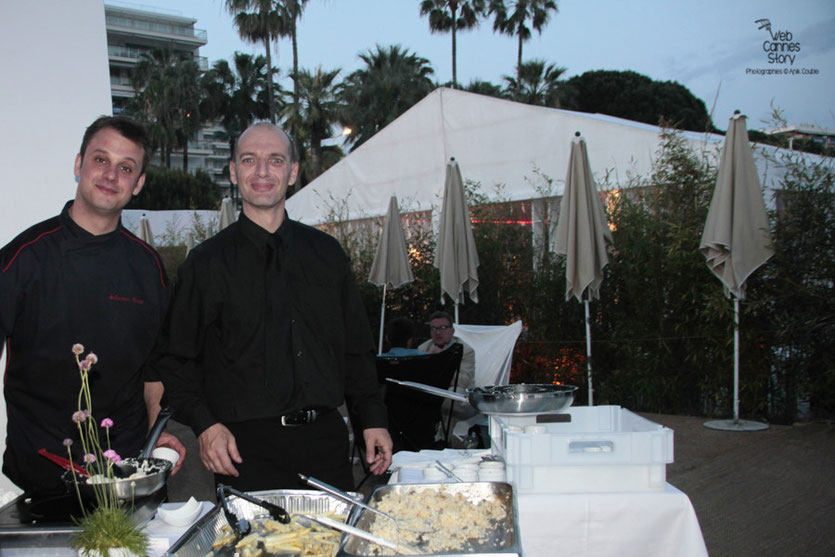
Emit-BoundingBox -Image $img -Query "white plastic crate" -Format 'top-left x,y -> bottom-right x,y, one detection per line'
489,405 -> 674,493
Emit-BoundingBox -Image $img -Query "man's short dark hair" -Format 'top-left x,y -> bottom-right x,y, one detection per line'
428,311 -> 454,325
387,317 -> 417,349
79,115 -> 151,174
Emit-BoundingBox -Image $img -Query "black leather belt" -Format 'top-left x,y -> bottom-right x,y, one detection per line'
279,408 -> 332,426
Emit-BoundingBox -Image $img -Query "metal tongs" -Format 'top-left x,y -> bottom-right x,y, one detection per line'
299,474 -> 434,535
298,474 -> 391,522
295,513 -> 421,555
217,484 -> 291,539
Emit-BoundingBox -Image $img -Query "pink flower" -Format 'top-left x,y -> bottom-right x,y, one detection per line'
72,344 -> 84,355
103,449 -> 121,464
79,359 -> 91,372
100,418 -> 113,429
85,353 -> 98,365
63,438 -> 73,447
83,453 -> 96,464
72,411 -> 88,423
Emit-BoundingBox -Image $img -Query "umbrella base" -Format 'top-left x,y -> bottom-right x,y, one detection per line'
703,419 -> 769,431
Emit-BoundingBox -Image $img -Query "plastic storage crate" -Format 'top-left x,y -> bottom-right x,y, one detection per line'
489,405 -> 673,493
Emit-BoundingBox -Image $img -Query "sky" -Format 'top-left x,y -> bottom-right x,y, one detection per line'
116,0 -> 835,132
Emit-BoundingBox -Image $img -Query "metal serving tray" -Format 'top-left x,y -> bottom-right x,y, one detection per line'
165,489 -> 362,557
338,482 -> 521,557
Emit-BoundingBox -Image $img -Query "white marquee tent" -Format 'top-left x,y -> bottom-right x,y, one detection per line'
286,87 -> 791,227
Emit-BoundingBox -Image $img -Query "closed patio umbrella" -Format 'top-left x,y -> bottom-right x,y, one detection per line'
138,215 -> 154,247
219,197 -> 236,231
553,133 -> 612,406
368,196 -> 414,353
436,158 -> 479,323
701,112 -> 773,431
185,231 -> 195,257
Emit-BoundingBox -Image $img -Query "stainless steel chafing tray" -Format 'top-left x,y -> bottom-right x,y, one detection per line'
337,482 -> 521,557
165,488 -> 362,557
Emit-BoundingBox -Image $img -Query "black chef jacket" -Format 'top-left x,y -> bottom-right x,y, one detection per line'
0,202 -> 171,492
150,211 -> 387,437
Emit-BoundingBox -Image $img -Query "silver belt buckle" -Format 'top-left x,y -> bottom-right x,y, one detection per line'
281,409 -> 317,426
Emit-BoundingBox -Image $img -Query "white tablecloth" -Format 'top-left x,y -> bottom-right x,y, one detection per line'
517,484 -> 707,557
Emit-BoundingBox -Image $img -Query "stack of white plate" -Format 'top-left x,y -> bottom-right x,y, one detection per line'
478,460 -> 506,482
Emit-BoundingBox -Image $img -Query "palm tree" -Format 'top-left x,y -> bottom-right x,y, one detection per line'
201,52 -> 273,138
419,0 -> 485,88
281,0 -> 309,129
172,59 -> 203,170
130,49 -> 203,169
488,0 -> 559,84
286,66 -> 342,182
338,45 -> 435,148
465,78 -> 506,99
502,58 -> 566,107
224,0 -> 288,123
201,52 -> 275,199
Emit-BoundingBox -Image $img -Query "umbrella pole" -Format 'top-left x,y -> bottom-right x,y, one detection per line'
454,302 -> 459,325
584,297 -> 594,406
704,295 -> 768,431
378,284 -> 387,355
733,296 -> 740,423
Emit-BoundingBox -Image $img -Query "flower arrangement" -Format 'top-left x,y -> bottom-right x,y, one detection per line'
65,344 -> 149,557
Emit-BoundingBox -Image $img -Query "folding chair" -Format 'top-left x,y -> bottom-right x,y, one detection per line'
376,343 -> 463,453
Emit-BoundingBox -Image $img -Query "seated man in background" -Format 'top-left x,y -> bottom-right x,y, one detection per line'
417,311 -> 478,440
417,311 -> 475,392
380,317 -> 426,357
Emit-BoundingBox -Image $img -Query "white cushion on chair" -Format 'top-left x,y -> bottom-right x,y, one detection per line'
453,321 -> 523,386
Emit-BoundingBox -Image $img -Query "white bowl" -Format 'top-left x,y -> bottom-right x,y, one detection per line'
157,497 -> 202,527
453,463 -> 479,471
423,468 -> 447,480
151,446 -> 180,466
479,460 -> 506,470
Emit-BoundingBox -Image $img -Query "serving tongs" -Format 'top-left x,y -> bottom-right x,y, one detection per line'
38,448 -> 89,477
217,484 -> 292,540
299,474 -> 434,535
295,513 -> 421,555
433,460 -> 462,482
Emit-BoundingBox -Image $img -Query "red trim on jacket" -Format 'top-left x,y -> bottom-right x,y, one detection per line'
121,230 -> 167,288
1,226 -> 63,273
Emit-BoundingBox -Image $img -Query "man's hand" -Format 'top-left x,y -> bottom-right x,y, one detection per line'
363,427 -> 393,475
198,423 -> 242,477
154,431 -> 187,475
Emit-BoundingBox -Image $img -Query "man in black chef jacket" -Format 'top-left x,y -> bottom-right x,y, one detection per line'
152,122 -> 392,491
0,115 -> 185,493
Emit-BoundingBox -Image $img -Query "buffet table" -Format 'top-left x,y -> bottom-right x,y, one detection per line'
390,449 -> 708,557
142,481 -> 707,557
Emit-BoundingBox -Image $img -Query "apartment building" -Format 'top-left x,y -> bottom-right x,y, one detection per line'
105,3 -> 231,192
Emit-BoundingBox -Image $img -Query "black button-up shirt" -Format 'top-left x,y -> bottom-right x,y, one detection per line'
150,211 -> 387,436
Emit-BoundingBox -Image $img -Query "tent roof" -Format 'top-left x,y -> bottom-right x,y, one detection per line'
286,87 -> 798,226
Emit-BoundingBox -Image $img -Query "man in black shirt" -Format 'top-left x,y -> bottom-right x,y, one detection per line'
152,123 -> 392,491
0,116 -> 185,493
